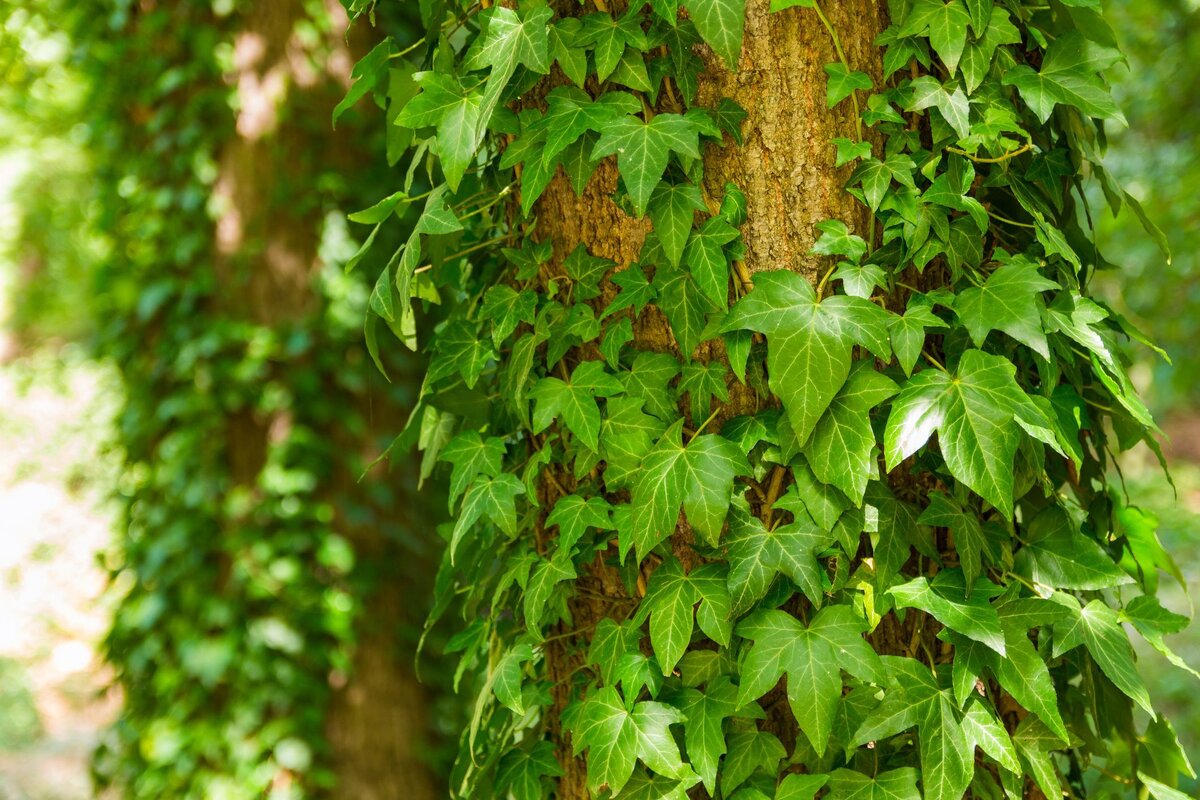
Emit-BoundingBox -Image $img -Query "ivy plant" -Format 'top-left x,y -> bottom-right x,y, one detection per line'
344,0 -> 1196,798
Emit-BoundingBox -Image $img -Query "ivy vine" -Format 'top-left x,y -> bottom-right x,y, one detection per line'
346,0 -> 1195,799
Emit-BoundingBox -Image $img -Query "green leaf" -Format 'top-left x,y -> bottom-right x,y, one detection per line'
491,642 -> 535,714
1001,31 -> 1125,123
905,76 -> 970,139
428,319 -> 495,389
545,494 -> 612,555
480,285 -> 537,346
889,568 -> 1006,655
603,264 -> 657,319
532,87 -> 640,166
954,257 -> 1058,358
723,271 -> 891,445
1053,598 -> 1154,715
901,0 -> 971,74
496,741 -> 564,800
961,701 -> 1020,774
681,0 -> 746,69
638,558 -> 732,673
825,768 -> 920,800
917,492 -> 986,589
684,216 -> 740,306
579,9 -> 648,83
722,730 -> 786,795
885,349 -> 1038,518
849,154 -> 918,212
601,397 -> 667,490
677,676 -> 739,793
778,773 -> 831,800
806,362 -> 898,505
737,605 -> 882,755
570,687 -> 693,795
888,299 -> 946,376
648,182 -> 708,267
440,431 -> 505,509
811,219 -> 868,263
656,264 -> 720,358
451,473 -> 526,559
1121,596 -> 1200,678
725,501 -> 834,614
395,72 -> 484,191
529,360 -> 625,451
678,360 -> 730,424
629,420 -> 750,558
1014,505 -> 1132,590
852,658 -> 974,800
593,114 -> 704,216
825,63 -> 873,108
464,6 -> 553,76
564,243 -> 615,301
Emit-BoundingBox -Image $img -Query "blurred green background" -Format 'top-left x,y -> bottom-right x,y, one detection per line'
0,0 -> 1196,798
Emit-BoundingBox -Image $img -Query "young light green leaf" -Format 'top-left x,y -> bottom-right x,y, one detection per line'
806,362 -> 898,505
953,257 -> 1058,358
593,114 -> 704,216
825,63 -> 873,108
637,558 -> 732,674
529,360 -> 625,451
889,568 -> 1006,655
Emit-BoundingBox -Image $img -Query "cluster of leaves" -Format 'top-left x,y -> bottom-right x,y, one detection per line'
346,0 -> 1196,799
68,2 -> 448,797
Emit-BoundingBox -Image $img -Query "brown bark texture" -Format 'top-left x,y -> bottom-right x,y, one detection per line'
212,2 -> 437,798
532,1 -> 889,795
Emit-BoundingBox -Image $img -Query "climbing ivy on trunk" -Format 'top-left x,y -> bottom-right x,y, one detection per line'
345,0 -> 1194,798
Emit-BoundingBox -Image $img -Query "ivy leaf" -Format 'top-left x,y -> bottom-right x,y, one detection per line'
684,216 -> 740,306
570,687 -> 693,796
593,114 -> 704,216
545,494 -> 612,555
888,568 -> 1006,655
637,558 -> 732,674
601,397 -> 667,490
1001,31 -> 1125,123
655,264 -> 720,358
395,72 -> 483,191
603,263 -> 657,319
579,9 -> 648,83
532,87 -> 640,165
1053,598 -> 1154,715
806,362 -> 898,505
960,7 -> 1020,93
721,730 -> 786,795
629,420 -> 750,558
723,271 -> 891,445
825,63 -> 873,108
428,319 -> 495,388
589,618 -> 643,685
884,349 -> 1038,518
852,658 -> 974,800
811,219 -> 868,263
649,182 -> 708,267
464,6 -> 553,76
901,0 -> 971,74
440,431 -> 505,509
678,360 -> 730,424
491,642 -> 535,714
681,0 -> 746,69
825,768 -> 920,800
1014,505 -> 1131,590
676,677 -> 739,793
737,606 -> 883,756
778,773 -> 831,800
849,154 -> 918,212
986,614 -> 1070,742
954,257 -> 1058,358
529,360 -> 625,451
451,473 -> 526,559
725,501 -> 834,614
496,741 -> 564,800
888,299 -> 946,376
961,701 -> 1021,774
1122,596 -> 1200,679
917,492 -> 986,589
832,261 -> 886,299
905,75 -> 970,139
480,285 -> 537,346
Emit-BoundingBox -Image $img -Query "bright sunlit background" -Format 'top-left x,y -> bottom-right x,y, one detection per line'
0,2 -> 1197,798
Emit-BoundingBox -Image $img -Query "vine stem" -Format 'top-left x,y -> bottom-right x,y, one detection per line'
690,405 -> 723,440
947,141 -> 1032,164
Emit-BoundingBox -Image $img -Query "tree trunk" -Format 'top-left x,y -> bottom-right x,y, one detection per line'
533,1 -> 888,794
213,3 -> 437,797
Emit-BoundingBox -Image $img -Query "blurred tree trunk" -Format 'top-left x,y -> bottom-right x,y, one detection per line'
212,2 -> 437,797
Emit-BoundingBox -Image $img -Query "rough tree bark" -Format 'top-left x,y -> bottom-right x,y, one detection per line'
532,1 -> 889,794
213,2 -> 437,797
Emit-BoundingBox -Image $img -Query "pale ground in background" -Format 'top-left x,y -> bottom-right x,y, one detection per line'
0,351 -> 120,800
